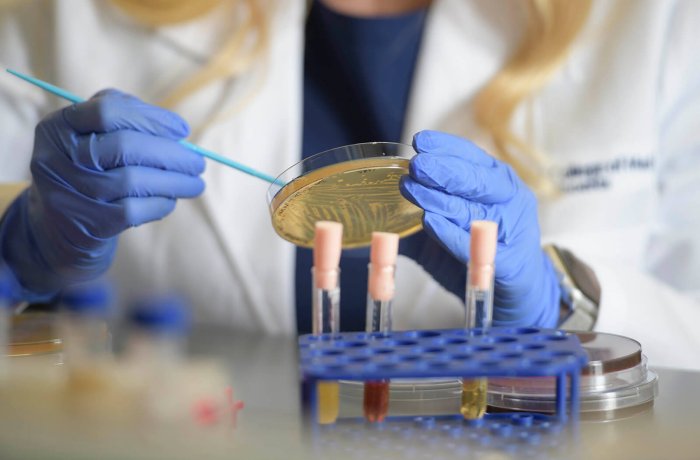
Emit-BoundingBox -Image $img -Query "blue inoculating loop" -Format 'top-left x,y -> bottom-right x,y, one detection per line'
299,327 -> 588,424
312,414 -> 569,458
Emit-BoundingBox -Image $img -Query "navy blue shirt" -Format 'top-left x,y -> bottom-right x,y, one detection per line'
296,1 -> 427,334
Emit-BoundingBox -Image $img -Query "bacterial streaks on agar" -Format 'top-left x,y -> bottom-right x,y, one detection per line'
270,157 -> 423,248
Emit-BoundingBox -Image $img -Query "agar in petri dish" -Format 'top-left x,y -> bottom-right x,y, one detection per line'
267,143 -> 423,248
487,331 -> 658,420
8,312 -> 63,357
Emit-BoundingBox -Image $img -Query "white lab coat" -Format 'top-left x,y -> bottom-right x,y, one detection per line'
1,0 -> 699,371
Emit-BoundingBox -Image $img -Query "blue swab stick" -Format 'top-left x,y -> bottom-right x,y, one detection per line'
6,68 -> 279,184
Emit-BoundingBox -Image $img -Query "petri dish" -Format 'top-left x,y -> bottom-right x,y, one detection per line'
339,378 -> 462,418
334,332 -> 658,421
487,331 -> 658,421
7,312 -> 63,366
8,312 -> 63,357
267,142 -> 423,248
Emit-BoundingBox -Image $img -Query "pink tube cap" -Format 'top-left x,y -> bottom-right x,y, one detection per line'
370,232 -> 400,267
369,232 -> 399,301
469,221 -> 498,266
469,221 -> 498,289
314,221 -> 343,289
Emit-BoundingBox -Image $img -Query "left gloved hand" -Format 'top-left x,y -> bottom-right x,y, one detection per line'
0,89 -> 204,303
399,130 -> 560,328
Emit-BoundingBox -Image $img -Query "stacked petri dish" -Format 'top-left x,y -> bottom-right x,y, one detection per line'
8,312 -> 63,366
339,378 -> 462,418
338,331 -> 658,422
487,331 -> 659,421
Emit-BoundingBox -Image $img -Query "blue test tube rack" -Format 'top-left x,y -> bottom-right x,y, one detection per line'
299,327 -> 588,423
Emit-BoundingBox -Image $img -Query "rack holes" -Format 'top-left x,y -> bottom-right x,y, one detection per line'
406,330 -> 442,338
399,355 -> 420,362
381,339 -> 418,347
512,414 -> 534,426
344,341 -> 369,348
545,335 -> 567,342
372,348 -> 395,355
493,336 -> 517,343
498,352 -> 523,359
513,327 -> 540,335
320,349 -> 344,356
451,353 -> 473,361
446,338 -> 468,345
424,347 -> 446,354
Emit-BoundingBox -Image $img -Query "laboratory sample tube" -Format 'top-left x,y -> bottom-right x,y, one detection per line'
125,294 -> 190,372
311,221 -> 343,425
125,294 -> 191,421
58,280 -> 113,391
461,220 -> 498,420
312,221 -> 343,336
363,232 -> 399,423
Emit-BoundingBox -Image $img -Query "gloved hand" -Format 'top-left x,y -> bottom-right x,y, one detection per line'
0,89 -> 205,302
399,130 -> 560,328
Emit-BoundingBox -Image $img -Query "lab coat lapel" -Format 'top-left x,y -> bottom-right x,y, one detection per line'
403,0 -> 525,146
184,2 -> 305,333
393,0 -> 528,327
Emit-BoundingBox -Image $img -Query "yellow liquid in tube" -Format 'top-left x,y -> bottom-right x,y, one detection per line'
270,158 -> 423,248
461,378 -> 487,419
316,380 -> 339,424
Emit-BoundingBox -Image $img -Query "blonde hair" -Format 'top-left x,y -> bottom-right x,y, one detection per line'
112,0 -> 591,194
111,0 -> 269,114
474,0 -> 592,196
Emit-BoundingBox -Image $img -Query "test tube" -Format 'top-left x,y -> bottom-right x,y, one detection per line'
125,294 -> 191,421
312,221 -> 343,425
363,232 -> 399,423
58,281 -> 113,392
125,294 -> 190,372
461,221 -> 498,420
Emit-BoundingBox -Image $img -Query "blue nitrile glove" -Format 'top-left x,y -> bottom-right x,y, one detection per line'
399,130 -> 560,328
0,89 -> 205,302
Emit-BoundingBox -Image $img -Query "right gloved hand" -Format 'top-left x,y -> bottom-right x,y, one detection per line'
399,130 -> 560,328
0,89 -> 205,301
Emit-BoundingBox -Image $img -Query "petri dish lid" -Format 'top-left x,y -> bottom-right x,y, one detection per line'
575,330 -> 642,375
488,369 -> 658,418
8,312 -> 63,357
339,379 -> 462,417
267,142 -> 423,248
487,331 -> 658,416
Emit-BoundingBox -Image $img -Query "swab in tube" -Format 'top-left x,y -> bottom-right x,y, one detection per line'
461,220 -> 498,420
312,221 -> 343,424
363,232 -> 399,423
